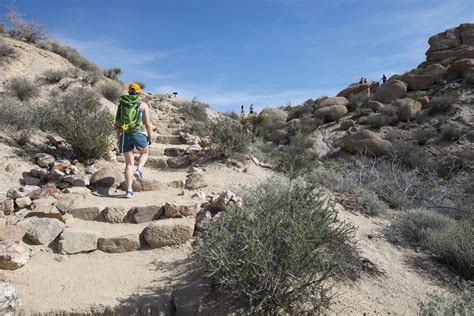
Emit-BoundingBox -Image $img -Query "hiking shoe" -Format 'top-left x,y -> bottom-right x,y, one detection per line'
134,169 -> 144,181
125,191 -> 135,199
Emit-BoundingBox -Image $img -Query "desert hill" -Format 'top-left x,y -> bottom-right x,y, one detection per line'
0,18 -> 472,315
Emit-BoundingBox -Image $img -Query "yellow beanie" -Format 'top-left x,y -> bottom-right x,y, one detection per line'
128,83 -> 142,94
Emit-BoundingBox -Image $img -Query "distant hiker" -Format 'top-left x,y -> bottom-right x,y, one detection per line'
382,74 -> 387,83
363,78 -> 367,84
240,105 -> 247,124
173,92 -> 178,98
115,83 -> 154,198
241,105 -> 245,115
249,104 -> 254,115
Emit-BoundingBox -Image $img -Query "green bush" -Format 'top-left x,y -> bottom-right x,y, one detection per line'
0,96 -> 35,128
441,122 -> 463,141
413,127 -> 437,145
0,39 -> 17,61
274,132 -> 318,177
387,208 -> 452,247
419,283 -> 473,315
42,69 -> 66,84
426,219 -> 473,279
42,87 -> 114,160
353,187 -> 386,216
209,117 -> 252,160
194,177 -> 359,313
103,67 -> 122,80
178,99 -> 211,136
98,81 -> 123,103
6,76 -> 40,101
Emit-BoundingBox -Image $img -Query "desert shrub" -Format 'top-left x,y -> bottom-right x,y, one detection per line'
48,41 -> 99,72
68,67 -> 81,78
6,76 -> 40,101
311,165 -> 355,193
273,132 -> 317,177
287,104 -> 306,120
247,139 -> 274,163
103,67 -> 122,80
42,87 -> 114,160
387,208 -> 452,247
4,10 -> 46,43
209,117 -> 252,160
135,81 -> 146,89
254,108 -> 287,138
42,69 -> 66,84
441,122 -> 463,141
82,70 -> 102,86
428,93 -> 458,115
98,81 -> 123,103
413,127 -> 437,145
353,187 -> 386,216
426,219 -> 473,279
0,96 -> 36,128
366,113 -> 391,129
419,283 -> 473,315
194,177 -> 359,313
222,111 -> 240,120
178,99 -> 210,136
464,71 -> 474,85
348,92 -> 369,111
389,141 -> 427,170
0,39 -> 16,61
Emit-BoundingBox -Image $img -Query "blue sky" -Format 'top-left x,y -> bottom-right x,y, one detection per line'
1,0 -> 473,112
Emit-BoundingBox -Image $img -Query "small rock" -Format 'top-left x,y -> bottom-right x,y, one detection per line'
22,176 -> 41,186
0,240 -> 29,270
0,223 -> 26,243
211,191 -> 243,211
84,165 -> 98,174
68,207 -> 101,221
36,153 -> 55,168
132,205 -> 163,223
192,192 -> 207,199
164,148 -> 185,157
21,217 -> 65,245
2,200 -> 14,215
102,206 -> 128,224
0,282 -> 19,315
89,167 -> 122,188
163,203 -> 198,218
63,175 -> 89,187
195,209 -> 212,232
168,180 -> 185,189
167,156 -> 191,169
185,144 -> 202,154
14,197 -> 32,209
58,230 -> 98,254
185,172 -> 207,190
98,234 -> 140,253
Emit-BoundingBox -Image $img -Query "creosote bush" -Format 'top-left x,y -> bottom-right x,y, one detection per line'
413,127 -> 437,145
103,67 -> 122,80
99,81 -> 123,103
6,76 -> 40,101
0,96 -> 35,128
419,283 -> 473,315
0,39 -> 17,61
209,117 -> 252,160
194,177 -> 359,313
48,41 -> 99,72
178,99 -> 211,136
441,122 -> 463,141
427,93 -> 458,115
42,69 -> 66,84
41,87 -> 114,160
353,187 -> 386,216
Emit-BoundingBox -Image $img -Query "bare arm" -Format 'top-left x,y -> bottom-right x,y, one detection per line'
142,102 -> 154,144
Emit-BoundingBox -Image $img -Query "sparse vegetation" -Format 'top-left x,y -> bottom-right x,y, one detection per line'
427,93 -> 458,115
367,113 -> 391,128
82,70 -> 102,86
353,187 -> 386,216
103,67 -> 122,80
4,10 -> 46,43
48,41 -> 99,72
178,98 -> 211,136
41,87 -> 114,160
195,176 -> 359,313
42,69 -> 66,84
419,283 -> 473,316
136,81 -> 146,89
0,38 -> 17,61
413,127 -> 437,145
98,81 -> 123,103
209,117 -> 253,160
6,76 -> 40,101
0,96 -> 36,128
441,122 -> 463,141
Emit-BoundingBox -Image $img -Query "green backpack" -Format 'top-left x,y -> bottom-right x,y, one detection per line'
115,95 -> 142,134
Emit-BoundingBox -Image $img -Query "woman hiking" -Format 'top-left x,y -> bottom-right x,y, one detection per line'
115,83 -> 154,198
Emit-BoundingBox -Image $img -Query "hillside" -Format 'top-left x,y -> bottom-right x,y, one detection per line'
0,20 -> 473,315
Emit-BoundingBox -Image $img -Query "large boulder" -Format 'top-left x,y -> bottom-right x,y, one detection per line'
132,205 -> 163,223
394,99 -> 422,122
367,100 -> 384,112
314,105 -> 348,122
446,58 -> 474,79
58,231 -> 98,254
317,96 -> 349,108
401,75 -> 435,90
0,241 -> 29,270
98,234 -> 140,253
459,23 -> 474,46
268,129 -> 289,144
35,153 -> 55,168
419,63 -> 447,81
426,45 -> 474,63
0,282 -> 19,316
336,83 -> 370,98
258,108 -> 288,130
308,133 -> 330,159
373,80 -> 407,104
21,217 -> 65,245
89,167 -> 122,188
143,217 -> 195,248
344,130 -> 392,156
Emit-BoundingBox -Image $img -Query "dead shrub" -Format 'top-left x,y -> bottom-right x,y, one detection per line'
4,10 -> 46,43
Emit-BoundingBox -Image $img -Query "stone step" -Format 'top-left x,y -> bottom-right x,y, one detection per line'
117,156 -> 192,170
155,135 -> 183,145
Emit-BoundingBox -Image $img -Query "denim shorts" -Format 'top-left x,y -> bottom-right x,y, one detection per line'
118,133 -> 148,153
